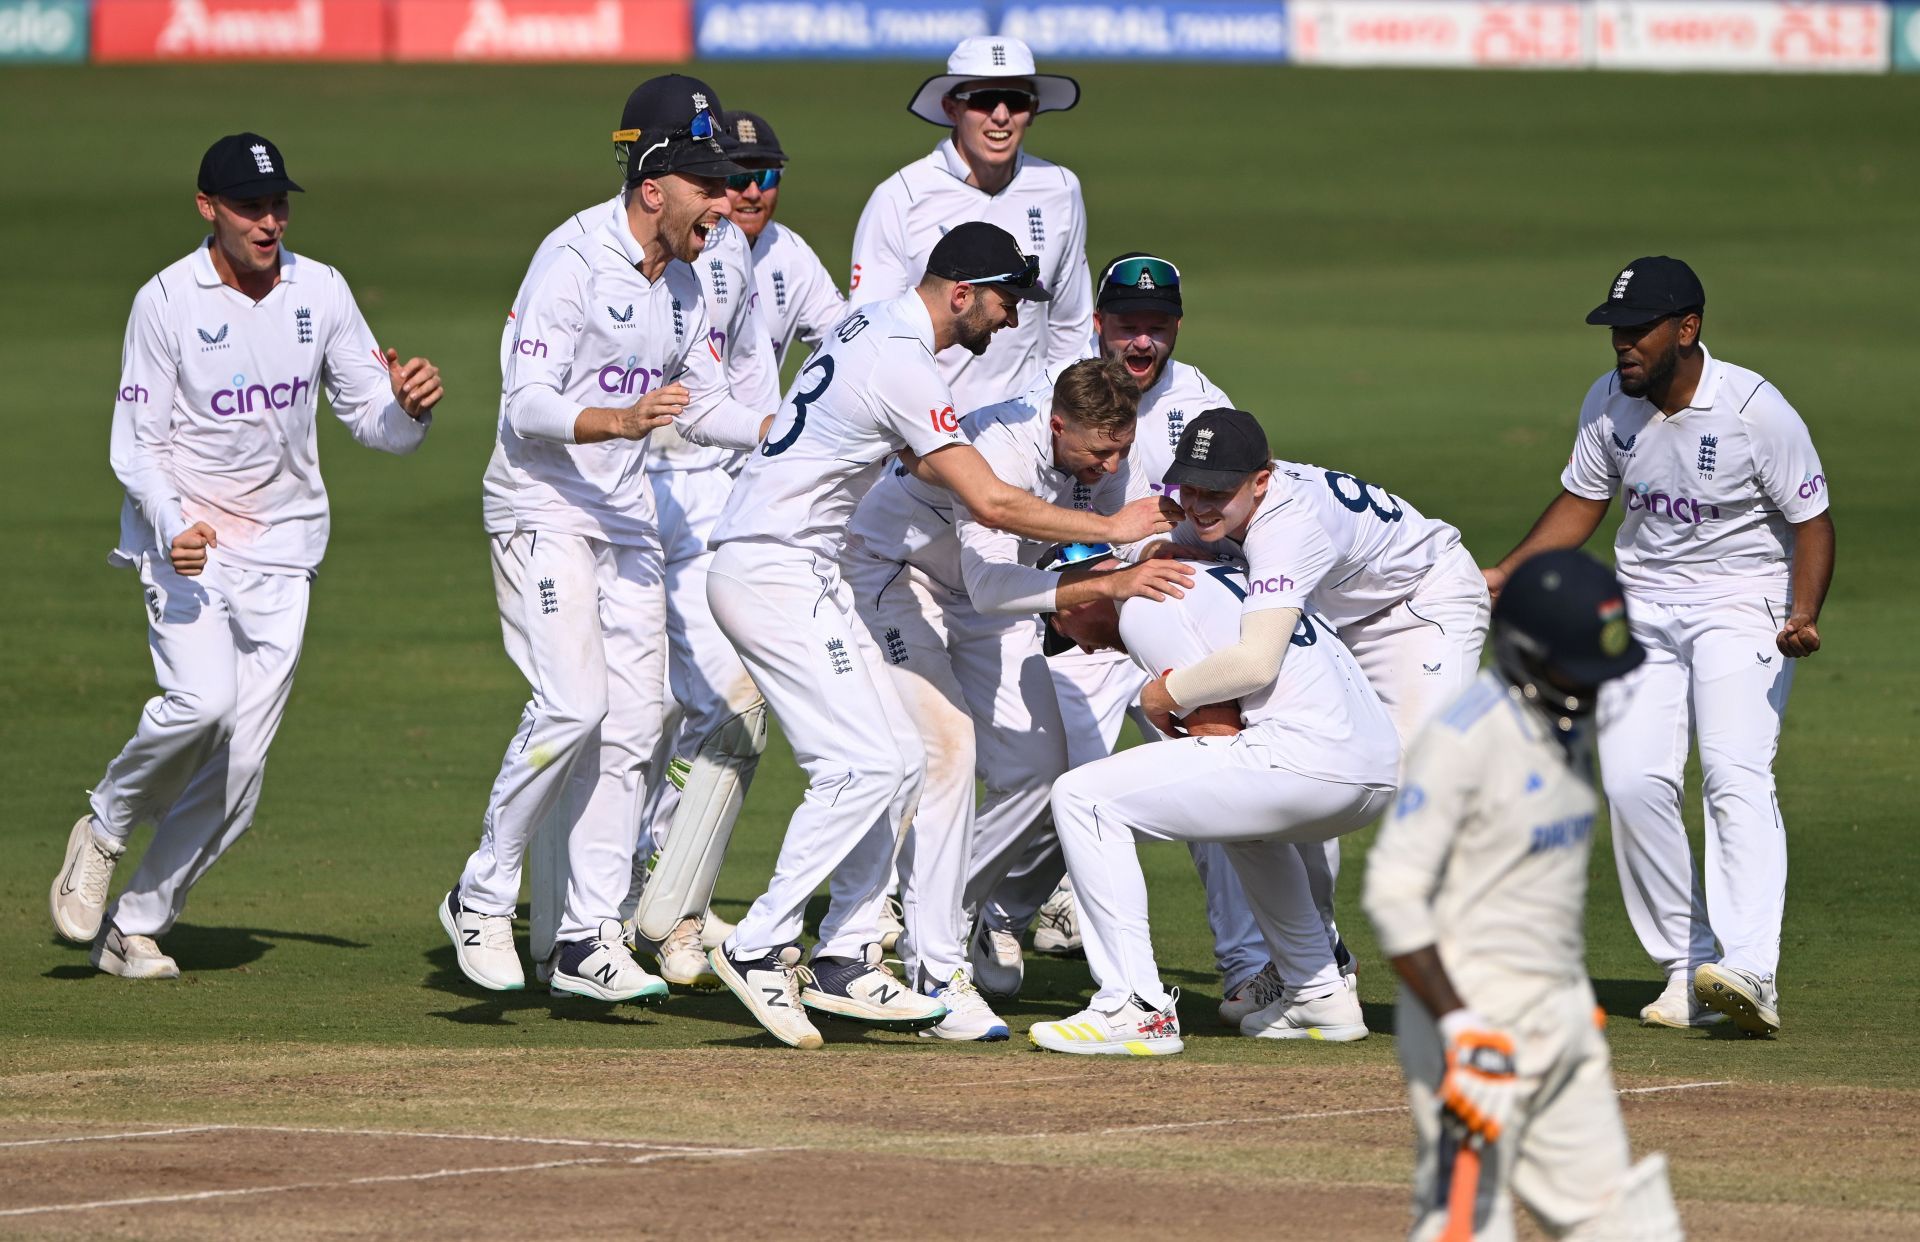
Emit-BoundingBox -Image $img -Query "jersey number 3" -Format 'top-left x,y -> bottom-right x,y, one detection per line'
762,355 -> 834,457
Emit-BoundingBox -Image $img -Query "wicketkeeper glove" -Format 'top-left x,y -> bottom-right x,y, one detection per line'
1438,1009 -> 1518,1145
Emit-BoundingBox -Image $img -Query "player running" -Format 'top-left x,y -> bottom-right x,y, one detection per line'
722,111 -> 848,368
1484,257 -> 1832,1036
1364,549 -> 1683,1241
703,222 -> 1179,1050
850,36 -> 1091,414
51,133 -> 441,977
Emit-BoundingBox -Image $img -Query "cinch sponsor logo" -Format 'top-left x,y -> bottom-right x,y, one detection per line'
1248,574 -> 1295,595
211,373 -> 311,416
1797,472 -> 1826,500
118,382 -> 149,403
1528,812 -> 1594,855
515,336 -> 546,358
1626,483 -> 1719,525
597,358 -> 661,395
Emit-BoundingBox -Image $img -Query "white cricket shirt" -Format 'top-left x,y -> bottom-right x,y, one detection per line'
710,291 -> 967,561
1117,566 -> 1400,788
1560,344 -> 1828,604
849,139 -> 1093,413
751,219 -> 848,368
1364,672 -> 1600,1018
109,240 -> 431,577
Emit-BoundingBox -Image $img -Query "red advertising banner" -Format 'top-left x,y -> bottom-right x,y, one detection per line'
1594,0 -> 1888,71
93,0 -> 386,59
1289,1 -> 1587,68
392,0 -> 691,61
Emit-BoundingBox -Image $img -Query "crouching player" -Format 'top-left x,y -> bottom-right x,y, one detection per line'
1030,551 -> 1399,1055
1363,549 -> 1682,1241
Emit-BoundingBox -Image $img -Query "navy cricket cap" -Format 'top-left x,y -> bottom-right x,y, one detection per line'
1494,550 -> 1645,686
615,74 -> 746,181
1585,256 -> 1706,327
197,133 -> 302,198
926,222 -> 1053,302
723,110 -> 787,170
1162,408 -> 1270,492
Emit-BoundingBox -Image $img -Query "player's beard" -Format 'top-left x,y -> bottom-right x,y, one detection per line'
1619,339 -> 1678,399
953,297 -> 998,356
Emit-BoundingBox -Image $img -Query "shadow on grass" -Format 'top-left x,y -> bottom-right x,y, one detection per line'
41,923 -> 368,979
1594,976 -> 1665,1020
421,944 -> 664,1027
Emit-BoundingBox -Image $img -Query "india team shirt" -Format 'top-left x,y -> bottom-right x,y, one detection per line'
1116,567 -> 1400,788
109,241 -> 430,577
1560,343 -> 1828,604
849,140 -> 1093,413
1364,672 -> 1599,1017
710,291 -> 967,561
751,220 -> 848,368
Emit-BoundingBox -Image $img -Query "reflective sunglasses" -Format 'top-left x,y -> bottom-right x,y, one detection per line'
1047,542 -> 1113,569
726,169 -> 783,192
1100,256 -> 1181,295
612,106 -> 721,175
970,252 -> 1042,290
951,87 -> 1037,115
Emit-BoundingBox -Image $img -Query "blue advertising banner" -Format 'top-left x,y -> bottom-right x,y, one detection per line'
695,0 -> 991,58
1000,2 -> 1288,61
0,0 -> 87,61
1895,3 -> 1920,69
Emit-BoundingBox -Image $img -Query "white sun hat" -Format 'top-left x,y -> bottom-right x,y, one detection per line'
907,36 -> 1081,127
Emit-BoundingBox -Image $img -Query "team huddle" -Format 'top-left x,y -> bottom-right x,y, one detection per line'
51,37 -> 1833,1241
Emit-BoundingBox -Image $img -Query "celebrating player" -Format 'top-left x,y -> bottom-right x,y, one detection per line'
440,77 -> 766,1005
1365,549 -> 1683,1240
50,133 -> 441,977
702,222 -> 1179,1050
722,111 -> 848,368
843,355 -> 1195,1040
850,36 -> 1091,414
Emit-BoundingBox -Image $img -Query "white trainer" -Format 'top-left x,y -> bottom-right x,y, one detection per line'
699,907 -> 735,952
919,970 -> 1010,1042
969,920 -> 1024,998
91,925 -> 178,979
550,920 -> 669,1003
646,915 -> 720,989
438,890 -> 524,992
1694,963 -> 1781,1037
1219,963 -> 1286,1027
51,814 -> 123,944
1640,970 -> 1727,1029
802,942 -> 947,1030
1032,877 -> 1081,955
711,944 -> 824,1050
877,895 -> 906,953
1031,991 -> 1184,1056
1240,984 -> 1369,1042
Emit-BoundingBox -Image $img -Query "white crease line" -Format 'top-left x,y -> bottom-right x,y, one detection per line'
933,1074 -> 1086,1090
202,1124 -> 760,1155
0,1127 -> 224,1150
1619,1080 -> 1732,1096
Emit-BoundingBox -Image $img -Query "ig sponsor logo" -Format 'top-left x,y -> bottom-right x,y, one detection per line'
929,404 -> 958,434
598,356 -> 662,396
211,373 -> 311,417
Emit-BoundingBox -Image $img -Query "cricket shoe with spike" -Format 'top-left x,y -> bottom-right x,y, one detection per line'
1640,970 -> 1727,1029
51,814 -> 123,944
1693,964 -> 1780,1037
1219,962 -> 1285,1027
969,919 -> 1024,998
91,924 -> 179,979
919,969 -> 1010,1042
711,944 -> 823,1050
1241,983 -> 1369,1042
877,895 -> 906,953
439,889 -> 524,991
1032,877 -> 1081,955
699,907 -> 735,952
550,920 -> 669,1003
642,915 -> 721,989
1030,990 -> 1184,1057
803,943 -> 946,1030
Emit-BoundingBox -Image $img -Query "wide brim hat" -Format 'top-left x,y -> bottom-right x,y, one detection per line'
908,36 -> 1080,126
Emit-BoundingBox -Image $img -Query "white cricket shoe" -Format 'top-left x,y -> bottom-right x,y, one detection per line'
439,890 -> 524,992
91,924 -> 178,979
1031,991 -> 1184,1057
711,943 -> 823,1050
1640,970 -> 1727,1029
1032,878 -> 1081,955
920,970 -> 1010,1042
699,907 -> 735,952
1694,963 -> 1781,1037
51,814 -> 123,944
645,916 -> 720,989
877,895 -> 906,953
551,920 -> 669,1003
1219,963 -> 1286,1027
1241,984 -> 1369,1042
802,942 -> 947,1030
969,920 -> 1024,998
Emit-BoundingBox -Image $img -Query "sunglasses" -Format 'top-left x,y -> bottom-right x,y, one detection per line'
1100,256 -> 1181,294
951,87 -> 1037,115
726,169 -> 783,192
612,106 -> 720,175
969,252 -> 1042,290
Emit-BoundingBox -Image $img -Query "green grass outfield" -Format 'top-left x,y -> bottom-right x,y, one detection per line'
0,63 -> 1914,1095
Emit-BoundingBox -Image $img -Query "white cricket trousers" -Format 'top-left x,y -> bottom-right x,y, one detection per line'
707,540 -> 922,961
1051,731 -> 1393,1011
1398,980 -> 1630,1240
1600,591 -> 1794,980
844,551 -> 1068,987
88,556 -> 310,938
460,530 -> 666,945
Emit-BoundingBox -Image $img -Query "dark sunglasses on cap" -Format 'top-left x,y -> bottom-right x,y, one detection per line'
612,105 -> 720,172
726,169 -> 783,192
970,253 -> 1042,290
1100,256 -> 1181,295
951,87 -> 1037,114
